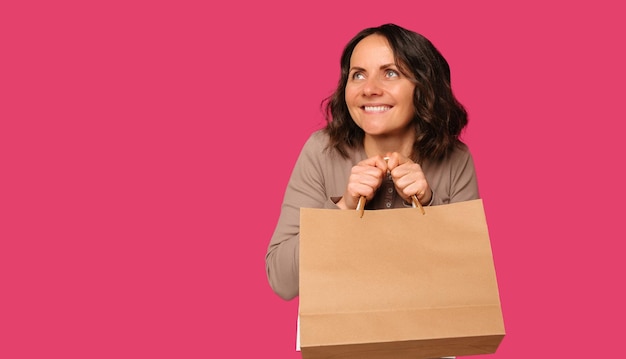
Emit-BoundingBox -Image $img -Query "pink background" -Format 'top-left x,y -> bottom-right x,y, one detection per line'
1,0 -> 624,357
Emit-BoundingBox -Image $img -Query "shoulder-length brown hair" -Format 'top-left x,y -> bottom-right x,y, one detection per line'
323,23 -> 468,163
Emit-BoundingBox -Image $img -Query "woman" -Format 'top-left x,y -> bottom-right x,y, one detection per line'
266,23 -> 479,301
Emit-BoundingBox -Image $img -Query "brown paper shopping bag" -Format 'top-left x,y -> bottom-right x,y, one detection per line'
299,199 -> 505,359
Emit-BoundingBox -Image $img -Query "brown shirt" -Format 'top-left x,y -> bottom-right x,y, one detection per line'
265,130 -> 480,300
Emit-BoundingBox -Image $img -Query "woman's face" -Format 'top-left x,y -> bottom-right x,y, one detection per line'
345,34 -> 416,137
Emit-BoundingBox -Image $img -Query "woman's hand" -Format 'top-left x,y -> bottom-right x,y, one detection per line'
385,152 -> 432,205
336,155 -> 388,210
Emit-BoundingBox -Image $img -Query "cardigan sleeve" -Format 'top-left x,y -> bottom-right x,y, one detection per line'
265,132 -> 337,300
427,143 -> 480,205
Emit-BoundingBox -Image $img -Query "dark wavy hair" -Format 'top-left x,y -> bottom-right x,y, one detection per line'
322,23 -> 468,163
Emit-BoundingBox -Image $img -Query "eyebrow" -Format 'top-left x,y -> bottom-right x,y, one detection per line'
349,63 -> 397,73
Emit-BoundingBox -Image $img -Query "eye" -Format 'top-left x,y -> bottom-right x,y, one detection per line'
385,69 -> 399,78
351,72 -> 365,80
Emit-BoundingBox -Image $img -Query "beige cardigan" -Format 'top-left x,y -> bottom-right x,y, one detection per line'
265,130 -> 480,300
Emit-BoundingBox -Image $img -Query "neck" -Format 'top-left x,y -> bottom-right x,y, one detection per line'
363,132 -> 415,158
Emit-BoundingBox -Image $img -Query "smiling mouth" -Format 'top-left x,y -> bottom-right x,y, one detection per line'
363,105 -> 391,113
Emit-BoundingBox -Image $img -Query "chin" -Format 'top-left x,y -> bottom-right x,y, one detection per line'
364,130 -> 391,137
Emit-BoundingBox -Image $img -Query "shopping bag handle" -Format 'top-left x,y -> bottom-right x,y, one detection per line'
357,194 -> 425,218
355,157 -> 425,218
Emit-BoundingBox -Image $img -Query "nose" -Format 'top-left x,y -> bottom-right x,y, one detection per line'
362,77 -> 383,96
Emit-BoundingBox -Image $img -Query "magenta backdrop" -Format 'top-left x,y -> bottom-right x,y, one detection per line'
1,0 -> 625,358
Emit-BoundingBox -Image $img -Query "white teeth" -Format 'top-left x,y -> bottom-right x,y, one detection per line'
364,106 -> 390,112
